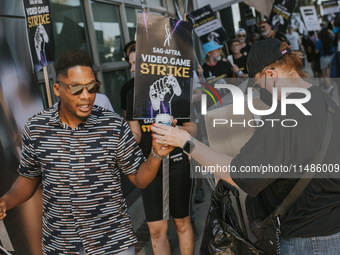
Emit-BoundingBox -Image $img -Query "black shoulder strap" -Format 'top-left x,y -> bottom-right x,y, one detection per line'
274,89 -> 334,218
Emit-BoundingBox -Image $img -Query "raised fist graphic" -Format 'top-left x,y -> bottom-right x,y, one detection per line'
207,32 -> 219,42
149,75 -> 182,112
272,15 -> 284,29
34,24 -> 49,66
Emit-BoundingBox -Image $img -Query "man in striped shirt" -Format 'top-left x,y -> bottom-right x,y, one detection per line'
0,49 -> 173,255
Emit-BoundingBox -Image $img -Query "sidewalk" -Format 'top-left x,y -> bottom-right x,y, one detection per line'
127,178 -> 213,255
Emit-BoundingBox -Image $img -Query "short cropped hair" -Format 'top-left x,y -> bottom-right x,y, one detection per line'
55,49 -> 93,80
124,41 -> 136,62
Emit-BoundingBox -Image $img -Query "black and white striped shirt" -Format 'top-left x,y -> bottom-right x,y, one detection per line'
18,103 -> 144,254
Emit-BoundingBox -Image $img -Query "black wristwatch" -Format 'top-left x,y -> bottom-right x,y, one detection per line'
183,138 -> 196,155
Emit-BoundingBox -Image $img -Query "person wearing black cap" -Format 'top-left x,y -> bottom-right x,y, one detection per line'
152,38 -> 340,254
120,41 -> 136,118
258,18 -> 290,45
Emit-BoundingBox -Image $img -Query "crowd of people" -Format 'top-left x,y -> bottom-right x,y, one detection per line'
1,14 -> 340,255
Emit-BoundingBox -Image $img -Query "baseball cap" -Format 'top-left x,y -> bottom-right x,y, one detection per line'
202,41 -> 223,59
247,38 -> 292,87
258,18 -> 268,25
236,28 -> 247,35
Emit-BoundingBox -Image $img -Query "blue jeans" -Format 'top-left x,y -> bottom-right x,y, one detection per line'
280,231 -> 340,255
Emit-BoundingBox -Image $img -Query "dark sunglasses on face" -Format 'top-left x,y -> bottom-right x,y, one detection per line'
57,80 -> 101,95
238,34 -> 246,38
260,25 -> 266,29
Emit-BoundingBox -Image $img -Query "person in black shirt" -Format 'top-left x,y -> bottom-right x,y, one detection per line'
120,41 -> 136,118
196,41 -> 239,109
120,78 -> 134,118
302,32 -> 320,78
235,28 -> 252,57
198,41 -> 239,87
230,39 -> 248,78
258,18 -> 290,45
124,39 -> 196,254
153,39 -> 340,255
125,88 -> 197,255
249,33 -> 259,46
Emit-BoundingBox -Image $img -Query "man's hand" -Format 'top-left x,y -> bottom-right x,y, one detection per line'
152,138 -> 174,157
128,138 -> 174,189
0,198 -> 8,221
197,65 -> 204,77
170,116 -> 178,127
232,64 -> 239,73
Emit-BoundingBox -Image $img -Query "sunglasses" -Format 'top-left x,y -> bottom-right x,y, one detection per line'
238,34 -> 246,38
260,25 -> 266,29
57,80 -> 101,95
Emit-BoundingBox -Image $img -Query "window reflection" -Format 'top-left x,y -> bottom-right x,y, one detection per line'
147,0 -> 163,7
127,0 -> 162,6
91,1 -> 125,64
125,7 -> 140,42
125,8 -> 163,42
50,0 -> 91,61
103,69 -> 130,117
